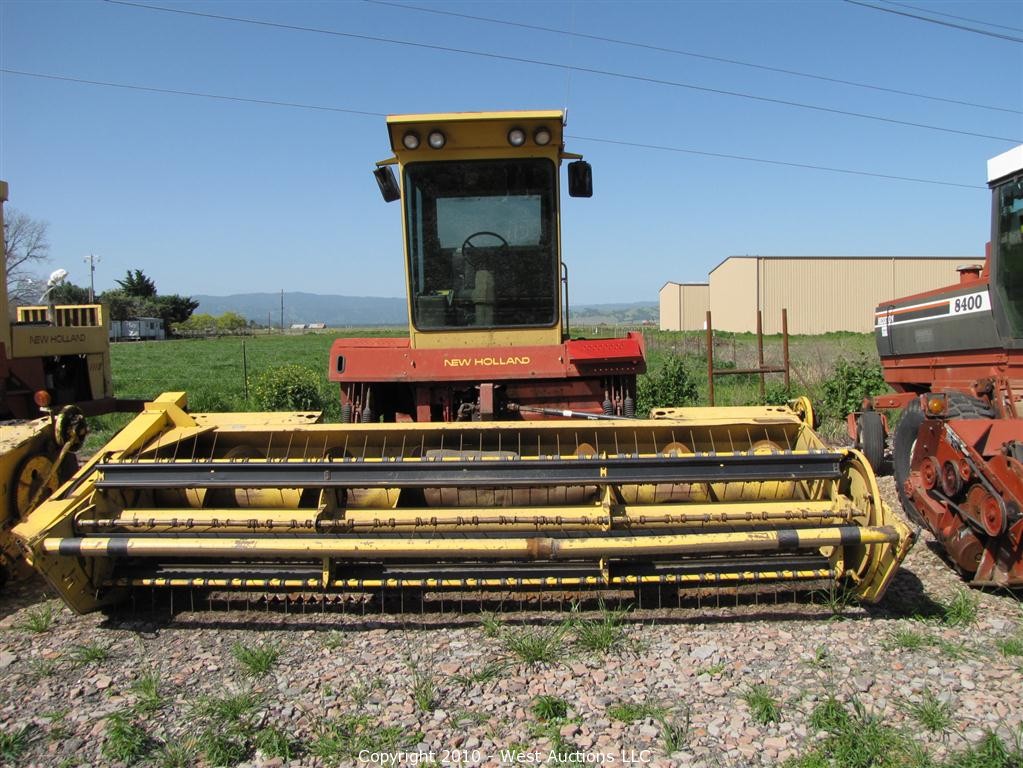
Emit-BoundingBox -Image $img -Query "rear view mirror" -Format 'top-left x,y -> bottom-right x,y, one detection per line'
373,166 -> 400,202
568,160 -> 593,198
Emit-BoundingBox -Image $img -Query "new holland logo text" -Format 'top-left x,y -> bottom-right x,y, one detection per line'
30,333 -> 87,345
444,355 -> 531,367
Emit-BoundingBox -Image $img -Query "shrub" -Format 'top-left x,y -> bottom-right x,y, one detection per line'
252,364 -> 324,412
818,354 -> 887,421
637,355 -> 699,414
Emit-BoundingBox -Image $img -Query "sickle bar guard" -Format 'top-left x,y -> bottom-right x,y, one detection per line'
14,393 -> 912,614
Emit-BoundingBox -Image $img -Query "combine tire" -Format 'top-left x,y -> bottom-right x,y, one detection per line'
893,399 -> 925,526
856,411 -> 885,473
945,392 -> 996,420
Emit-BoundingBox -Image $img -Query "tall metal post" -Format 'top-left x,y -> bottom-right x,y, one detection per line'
705,311 -> 714,406
756,310 -> 766,402
83,253 -> 100,302
782,309 -> 791,391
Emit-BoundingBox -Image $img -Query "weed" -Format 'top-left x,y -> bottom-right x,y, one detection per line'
701,662 -> 727,676
572,601 -> 630,654
192,689 -> 261,725
817,581 -> 856,617
42,709 -> 70,741
944,728 -> 1023,768
452,659 -> 510,686
0,725 -> 33,762
102,710 -> 150,763
655,708 -> 690,754
69,642 -> 111,665
995,634 -> 1023,658
808,645 -> 831,668
349,677 -> 383,708
323,630 -> 345,650
155,740 -> 197,768
198,728 -> 249,767
502,622 -> 569,665
27,657 -> 57,681
19,604 -> 55,633
786,698 -> 915,768
744,684 -> 781,724
130,669 -> 164,713
941,590 -> 979,628
411,667 -> 437,713
309,715 -> 418,766
480,613 -> 502,638
232,641 -> 281,677
904,688 -> 951,734
531,695 -> 569,721
255,726 -> 295,760
884,627 -> 929,651
933,637 -> 974,661
608,701 -> 666,722
452,710 -> 489,727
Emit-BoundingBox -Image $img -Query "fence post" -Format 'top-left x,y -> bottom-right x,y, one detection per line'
705,311 -> 714,406
242,341 -> 249,401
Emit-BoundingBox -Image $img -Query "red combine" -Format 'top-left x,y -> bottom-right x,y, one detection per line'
853,144 -> 1023,586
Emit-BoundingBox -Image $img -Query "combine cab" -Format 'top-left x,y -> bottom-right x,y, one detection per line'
328,111 -> 644,423
859,144 -> 1023,586
13,113 -> 912,613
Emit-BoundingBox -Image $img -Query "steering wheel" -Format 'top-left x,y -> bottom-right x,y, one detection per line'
462,231 -> 509,263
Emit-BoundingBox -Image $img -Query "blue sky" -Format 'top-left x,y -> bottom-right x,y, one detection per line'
2,0 -> 1021,304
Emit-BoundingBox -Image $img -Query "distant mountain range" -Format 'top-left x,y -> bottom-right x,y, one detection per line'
194,293 -> 656,327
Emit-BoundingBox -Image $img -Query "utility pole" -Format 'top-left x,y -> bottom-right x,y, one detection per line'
83,254 -> 100,302
280,289 -> 284,334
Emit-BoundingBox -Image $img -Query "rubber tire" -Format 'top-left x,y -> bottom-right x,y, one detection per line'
857,411 -> 885,473
893,398 -> 925,526
945,391 -> 996,420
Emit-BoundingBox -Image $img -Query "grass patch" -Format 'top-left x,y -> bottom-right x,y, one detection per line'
130,669 -> 164,713
656,708 -> 690,754
155,740 -> 197,768
571,602 -> 630,654
19,604 -> 55,634
743,684 -> 781,724
884,627 -> 929,651
480,613 -> 502,638
701,662 -> 727,676
904,688 -> 952,734
232,641 -> 281,677
0,725 -> 33,762
69,642 -> 111,665
995,634 -> 1023,658
27,657 -> 58,681
323,630 -> 345,650
410,666 -> 437,713
309,715 -> 419,766
531,695 -> 569,721
41,709 -> 70,741
349,677 -> 383,708
944,728 -> 1023,768
102,710 -> 151,764
192,689 -> 261,725
501,623 -> 569,665
191,690 -> 262,766
940,590 -> 979,628
608,701 -> 666,722
197,730 -> 249,767
254,726 -> 296,760
452,710 -> 489,727
451,659 -> 510,686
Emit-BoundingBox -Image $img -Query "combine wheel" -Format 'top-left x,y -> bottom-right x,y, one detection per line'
856,411 -> 885,473
893,399 -> 925,526
945,392 -> 996,420
11,453 -> 62,522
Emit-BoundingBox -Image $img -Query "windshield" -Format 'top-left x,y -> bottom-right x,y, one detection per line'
404,159 -> 558,330
994,173 -> 1023,338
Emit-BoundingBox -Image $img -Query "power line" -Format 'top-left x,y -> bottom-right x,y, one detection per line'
0,67 -> 984,190
844,0 -> 1023,43
0,68 -> 386,117
567,135 -> 986,189
103,0 -> 1021,143
881,0 -> 1023,33
364,0 -> 1021,116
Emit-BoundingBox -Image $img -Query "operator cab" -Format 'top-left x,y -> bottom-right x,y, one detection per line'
990,146 -> 1023,342
374,110 -> 591,350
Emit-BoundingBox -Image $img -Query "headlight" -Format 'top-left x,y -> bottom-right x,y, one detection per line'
402,131 -> 421,150
428,130 -> 446,149
507,127 -> 526,147
533,127 -> 552,146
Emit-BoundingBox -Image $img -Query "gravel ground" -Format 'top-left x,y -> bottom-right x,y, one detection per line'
1,476 -> 1021,768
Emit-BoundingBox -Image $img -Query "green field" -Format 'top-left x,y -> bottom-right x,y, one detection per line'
87,327 -> 881,450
